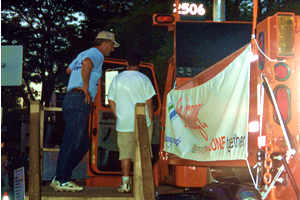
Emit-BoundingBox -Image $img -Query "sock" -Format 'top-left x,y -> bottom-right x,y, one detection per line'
122,176 -> 130,184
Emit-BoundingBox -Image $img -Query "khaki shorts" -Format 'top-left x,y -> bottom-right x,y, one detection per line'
117,125 -> 153,161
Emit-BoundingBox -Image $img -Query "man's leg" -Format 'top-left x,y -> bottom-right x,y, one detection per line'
117,132 -> 135,192
55,108 -> 74,183
121,159 -> 131,177
68,111 -> 90,172
120,158 -> 131,189
51,92 -> 89,192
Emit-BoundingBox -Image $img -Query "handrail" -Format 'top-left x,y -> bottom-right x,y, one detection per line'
28,101 -> 41,200
133,103 -> 155,200
29,103 -> 61,200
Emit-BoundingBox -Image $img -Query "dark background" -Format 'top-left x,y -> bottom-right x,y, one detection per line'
176,22 -> 252,77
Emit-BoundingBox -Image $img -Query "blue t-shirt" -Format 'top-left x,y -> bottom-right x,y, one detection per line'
67,47 -> 104,101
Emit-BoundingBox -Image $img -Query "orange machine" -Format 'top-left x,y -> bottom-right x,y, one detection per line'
86,58 -> 162,186
153,4 -> 300,200
84,3 -> 300,200
254,12 -> 300,200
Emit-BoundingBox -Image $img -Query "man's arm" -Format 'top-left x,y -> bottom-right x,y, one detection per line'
81,58 -> 94,104
108,100 -> 117,118
146,97 -> 153,124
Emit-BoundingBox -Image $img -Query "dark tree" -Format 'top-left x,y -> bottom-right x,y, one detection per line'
2,0 -> 91,105
2,0 -> 298,108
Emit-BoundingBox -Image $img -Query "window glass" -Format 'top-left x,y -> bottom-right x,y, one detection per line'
101,62 -> 126,106
176,22 -> 252,77
104,70 -> 119,105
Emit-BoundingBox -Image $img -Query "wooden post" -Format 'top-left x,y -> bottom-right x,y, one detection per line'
29,101 -> 41,200
39,107 -> 45,177
133,103 -> 155,200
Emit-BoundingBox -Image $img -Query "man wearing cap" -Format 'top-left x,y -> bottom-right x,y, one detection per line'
50,31 -> 119,192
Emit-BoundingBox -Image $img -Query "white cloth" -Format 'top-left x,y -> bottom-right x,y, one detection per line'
108,70 -> 156,132
164,44 -> 251,161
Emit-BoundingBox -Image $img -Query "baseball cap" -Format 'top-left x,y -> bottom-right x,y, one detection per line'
96,31 -> 120,48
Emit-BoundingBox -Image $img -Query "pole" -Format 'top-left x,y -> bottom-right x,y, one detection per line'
28,101 -> 41,200
213,0 -> 225,22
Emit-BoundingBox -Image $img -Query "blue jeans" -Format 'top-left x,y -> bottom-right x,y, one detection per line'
55,91 -> 90,183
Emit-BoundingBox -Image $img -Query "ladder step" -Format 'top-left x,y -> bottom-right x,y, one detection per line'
42,148 -> 60,152
26,196 -> 134,200
43,107 -> 63,112
25,185 -> 135,200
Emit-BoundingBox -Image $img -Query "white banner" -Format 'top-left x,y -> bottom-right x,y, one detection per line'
164,45 -> 251,161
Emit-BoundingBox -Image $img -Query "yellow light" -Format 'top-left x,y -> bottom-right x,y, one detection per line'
277,14 -> 294,57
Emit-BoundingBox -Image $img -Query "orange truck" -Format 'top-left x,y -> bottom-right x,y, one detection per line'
151,1 -> 300,200
78,1 -> 300,200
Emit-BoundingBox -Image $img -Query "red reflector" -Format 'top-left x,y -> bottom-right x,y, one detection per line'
274,62 -> 290,81
157,16 -> 173,22
274,85 -> 290,123
154,14 -> 175,24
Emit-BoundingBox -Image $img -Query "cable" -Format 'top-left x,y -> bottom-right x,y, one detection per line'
246,159 -> 258,190
252,36 -> 286,63
261,74 -> 293,151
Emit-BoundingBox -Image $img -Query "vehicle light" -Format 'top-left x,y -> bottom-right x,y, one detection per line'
273,85 -> 290,124
277,13 -> 295,57
2,192 -> 9,200
258,136 -> 266,148
274,62 -> 290,81
153,14 -> 175,25
248,121 -> 259,133
250,52 -> 258,62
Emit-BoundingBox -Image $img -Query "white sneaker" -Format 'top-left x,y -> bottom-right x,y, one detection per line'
117,183 -> 131,193
50,177 -> 60,187
50,177 -> 84,192
50,176 -> 61,191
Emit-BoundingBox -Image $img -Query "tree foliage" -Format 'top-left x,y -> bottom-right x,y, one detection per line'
104,0 -> 174,94
1,0 -> 299,109
1,0 -> 172,107
1,0 -> 88,106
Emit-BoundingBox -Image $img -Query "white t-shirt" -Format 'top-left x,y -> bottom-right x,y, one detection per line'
107,70 -> 156,132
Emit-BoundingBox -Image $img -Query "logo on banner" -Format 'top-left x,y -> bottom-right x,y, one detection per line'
176,96 -> 208,141
168,102 -> 178,120
165,136 -> 183,148
192,135 -> 246,154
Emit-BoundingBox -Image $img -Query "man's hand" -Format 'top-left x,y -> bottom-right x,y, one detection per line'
108,100 -> 117,119
146,97 -> 153,124
82,87 -> 91,104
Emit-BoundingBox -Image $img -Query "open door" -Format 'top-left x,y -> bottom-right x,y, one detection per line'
86,58 -> 162,186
